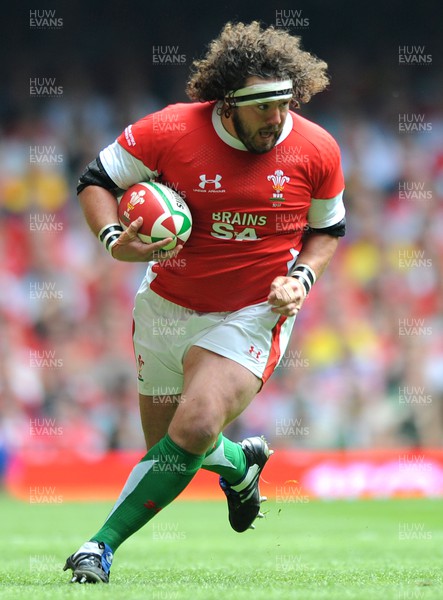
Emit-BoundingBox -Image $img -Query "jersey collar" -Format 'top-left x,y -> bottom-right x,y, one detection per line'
211,102 -> 293,151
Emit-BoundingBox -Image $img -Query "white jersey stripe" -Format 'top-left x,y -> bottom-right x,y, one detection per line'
308,190 -> 345,229
100,141 -> 158,190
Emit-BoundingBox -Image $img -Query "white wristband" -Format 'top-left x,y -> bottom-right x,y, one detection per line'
290,263 -> 316,296
97,223 -> 124,255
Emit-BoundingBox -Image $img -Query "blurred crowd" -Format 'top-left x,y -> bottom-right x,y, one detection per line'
0,52 -> 442,481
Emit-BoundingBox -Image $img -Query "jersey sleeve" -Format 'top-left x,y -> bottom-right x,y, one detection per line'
99,141 -> 157,190
308,191 -> 345,228
308,130 -> 345,228
117,117 -> 155,162
311,131 -> 344,199
98,114 -> 160,190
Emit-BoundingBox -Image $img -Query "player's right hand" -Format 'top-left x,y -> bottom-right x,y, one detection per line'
268,276 -> 306,316
110,217 -> 183,262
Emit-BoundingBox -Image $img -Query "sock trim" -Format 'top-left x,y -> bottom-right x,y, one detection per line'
201,438 -> 236,469
164,433 -> 205,460
105,459 -> 158,520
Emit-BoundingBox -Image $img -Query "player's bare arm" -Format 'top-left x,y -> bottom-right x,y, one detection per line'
268,232 -> 340,316
78,185 -> 182,262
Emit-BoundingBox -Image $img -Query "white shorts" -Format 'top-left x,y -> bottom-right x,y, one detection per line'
132,266 -> 296,396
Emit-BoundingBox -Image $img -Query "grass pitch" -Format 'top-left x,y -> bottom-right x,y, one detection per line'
0,495 -> 442,599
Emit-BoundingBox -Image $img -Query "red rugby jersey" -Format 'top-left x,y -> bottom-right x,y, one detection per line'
104,102 -> 344,312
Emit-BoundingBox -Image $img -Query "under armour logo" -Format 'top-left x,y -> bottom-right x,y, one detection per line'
199,174 -> 222,189
249,345 -> 262,360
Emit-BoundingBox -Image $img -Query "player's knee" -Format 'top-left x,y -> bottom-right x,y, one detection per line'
169,411 -> 221,453
183,420 -> 219,446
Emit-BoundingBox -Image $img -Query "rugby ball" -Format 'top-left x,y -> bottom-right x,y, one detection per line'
118,181 -> 192,250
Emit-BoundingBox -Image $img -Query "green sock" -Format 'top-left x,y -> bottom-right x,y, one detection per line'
91,434 -> 204,551
201,433 -> 247,484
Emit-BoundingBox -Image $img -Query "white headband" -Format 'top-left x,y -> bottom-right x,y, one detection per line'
226,80 -> 293,106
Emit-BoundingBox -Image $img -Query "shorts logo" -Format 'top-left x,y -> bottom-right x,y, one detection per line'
137,354 -> 145,381
248,345 -> 263,361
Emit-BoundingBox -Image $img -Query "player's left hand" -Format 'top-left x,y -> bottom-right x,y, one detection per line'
110,216 -> 183,262
267,276 -> 306,316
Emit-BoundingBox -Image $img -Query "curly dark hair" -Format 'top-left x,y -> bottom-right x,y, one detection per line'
186,21 -> 329,106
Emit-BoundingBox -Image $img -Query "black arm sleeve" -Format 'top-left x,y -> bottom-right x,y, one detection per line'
307,217 -> 346,238
77,156 -> 122,195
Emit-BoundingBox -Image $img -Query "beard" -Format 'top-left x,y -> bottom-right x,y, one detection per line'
231,110 -> 282,154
